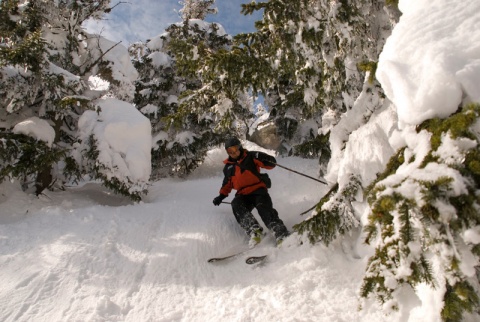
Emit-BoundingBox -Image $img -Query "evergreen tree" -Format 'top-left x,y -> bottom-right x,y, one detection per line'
360,103 -> 480,319
179,0 -> 217,20
130,33 -> 184,178
132,0 -> 254,178
0,0 -> 144,200
232,0 -> 399,155
283,2 -> 479,319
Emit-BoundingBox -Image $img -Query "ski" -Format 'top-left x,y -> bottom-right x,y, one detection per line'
245,255 -> 267,265
208,236 -> 272,264
207,251 -> 247,263
208,245 -> 256,263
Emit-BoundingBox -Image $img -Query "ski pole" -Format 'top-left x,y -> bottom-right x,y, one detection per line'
272,162 -> 328,185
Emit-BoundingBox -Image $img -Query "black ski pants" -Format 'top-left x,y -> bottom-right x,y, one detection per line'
230,188 -> 289,239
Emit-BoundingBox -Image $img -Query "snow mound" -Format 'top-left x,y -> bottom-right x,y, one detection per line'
377,0 -> 480,126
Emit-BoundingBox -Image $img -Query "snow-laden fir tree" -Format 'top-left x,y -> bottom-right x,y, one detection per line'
129,31 -> 183,178
179,0 -> 217,20
166,0 -> 257,173
131,0 -> 255,178
234,0 -> 400,156
309,1 -> 479,320
360,103 -> 480,320
0,0 -> 147,200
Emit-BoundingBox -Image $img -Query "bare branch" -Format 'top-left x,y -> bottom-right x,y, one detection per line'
80,39 -> 123,76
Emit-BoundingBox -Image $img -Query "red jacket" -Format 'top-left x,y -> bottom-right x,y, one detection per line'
219,149 -> 276,196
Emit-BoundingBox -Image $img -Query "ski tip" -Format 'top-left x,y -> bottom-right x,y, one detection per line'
245,255 -> 267,265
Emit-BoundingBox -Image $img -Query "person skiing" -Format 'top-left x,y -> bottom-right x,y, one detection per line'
213,137 -> 290,247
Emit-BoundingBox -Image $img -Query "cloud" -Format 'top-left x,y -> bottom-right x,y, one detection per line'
84,0 -> 180,45
84,0 -> 263,45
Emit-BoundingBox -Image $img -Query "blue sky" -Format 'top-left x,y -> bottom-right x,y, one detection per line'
85,0 -> 263,45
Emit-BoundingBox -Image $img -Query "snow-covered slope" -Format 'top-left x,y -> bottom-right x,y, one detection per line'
0,143 -> 390,322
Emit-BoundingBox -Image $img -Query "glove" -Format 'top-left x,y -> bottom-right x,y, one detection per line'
213,194 -> 227,206
255,152 -> 276,167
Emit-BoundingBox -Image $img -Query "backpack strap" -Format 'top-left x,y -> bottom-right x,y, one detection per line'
238,151 -> 262,179
239,151 -> 272,188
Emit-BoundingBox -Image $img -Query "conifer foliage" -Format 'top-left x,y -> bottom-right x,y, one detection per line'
0,0 -> 143,200
233,0 -> 399,154
132,0 -> 254,178
294,176 -> 361,245
180,0 -> 217,20
361,104 -> 480,319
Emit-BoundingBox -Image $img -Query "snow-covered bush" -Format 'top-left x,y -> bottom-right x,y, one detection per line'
362,104 -> 480,319
75,98 -> 151,201
0,0 -> 148,199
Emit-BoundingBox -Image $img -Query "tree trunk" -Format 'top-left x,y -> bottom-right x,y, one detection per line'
35,166 -> 52,195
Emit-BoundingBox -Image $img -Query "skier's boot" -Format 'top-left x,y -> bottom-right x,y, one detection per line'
274,230 -> 290,247
248,227 -> 264,248
267,213 -> 290,247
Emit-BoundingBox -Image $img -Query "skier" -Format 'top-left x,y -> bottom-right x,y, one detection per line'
213,137 -> 290,247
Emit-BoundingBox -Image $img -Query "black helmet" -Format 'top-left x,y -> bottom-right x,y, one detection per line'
225,137 -> 241,149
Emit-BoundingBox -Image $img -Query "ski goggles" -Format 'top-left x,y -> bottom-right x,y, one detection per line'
226,145 -> 240,155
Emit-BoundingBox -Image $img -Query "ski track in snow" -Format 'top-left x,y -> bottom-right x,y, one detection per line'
0,156 -> 387,321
